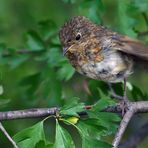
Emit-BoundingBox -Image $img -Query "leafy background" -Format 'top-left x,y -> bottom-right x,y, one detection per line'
0,0 -> 148,147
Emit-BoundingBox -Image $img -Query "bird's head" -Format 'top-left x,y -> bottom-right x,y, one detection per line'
59,16 -> 97,55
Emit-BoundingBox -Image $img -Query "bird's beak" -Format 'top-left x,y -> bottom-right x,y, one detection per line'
63,47 -> 69,56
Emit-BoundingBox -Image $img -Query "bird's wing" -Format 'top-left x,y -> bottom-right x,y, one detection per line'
113,35 -> 148,60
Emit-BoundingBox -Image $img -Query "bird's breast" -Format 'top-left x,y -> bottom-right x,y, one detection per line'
67,49 -> 133,82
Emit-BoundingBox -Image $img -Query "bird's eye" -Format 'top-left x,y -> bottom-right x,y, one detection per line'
75,33 -> 81,40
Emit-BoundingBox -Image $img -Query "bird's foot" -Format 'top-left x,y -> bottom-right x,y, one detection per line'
118,96 -> 130,116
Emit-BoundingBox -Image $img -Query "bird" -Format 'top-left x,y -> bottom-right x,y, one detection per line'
59,16 -> 148,110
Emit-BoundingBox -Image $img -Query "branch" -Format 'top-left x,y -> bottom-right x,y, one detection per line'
2,49 -> 43,57
0,102 -> 148,121
113,104 -> 134,147
119,122 -> 148,148
0,122 -> 18,148
137,31 -> 148,37
0,107 -> 59,120
0,102 -> 147,120
0,101 -> 148,148
112,101 -> 148,148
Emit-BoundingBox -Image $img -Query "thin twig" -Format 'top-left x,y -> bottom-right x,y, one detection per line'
113,104 -> 135,148
0,102 -> 148,121
137,31 -> 148,37
0,122 -> 18,148
2,49 -> 44,57
112,101 -> 148,147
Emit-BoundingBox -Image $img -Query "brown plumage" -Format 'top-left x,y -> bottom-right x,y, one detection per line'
59,16 -> 148,83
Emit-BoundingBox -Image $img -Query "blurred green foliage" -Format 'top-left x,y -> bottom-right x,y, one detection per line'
0,0 -> 148,147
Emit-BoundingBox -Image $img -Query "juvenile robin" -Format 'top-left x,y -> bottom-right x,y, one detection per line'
59,16 -> 148,108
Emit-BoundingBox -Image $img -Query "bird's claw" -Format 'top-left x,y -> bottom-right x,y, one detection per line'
119,98 -> 130,116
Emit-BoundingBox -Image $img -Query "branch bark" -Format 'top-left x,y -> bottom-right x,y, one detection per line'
0,101 -> 148,147
0,107 -> 59,120
0,102 -> 148,121
2,49 -> 43,57
113,104 -> 135,147
112,101 -> 148,148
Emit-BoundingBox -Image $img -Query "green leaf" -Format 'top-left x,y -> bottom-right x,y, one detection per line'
79,0 -> 104,24
35,141 -> 53,148
82,136 -> 112,148
47,47 -> 65,68
87,98 -> 120,136
57,63 -> 75,81
38,20 -> 57,41
25,30 -> 45,51
131,84 -> 148,101
132,0 -> 148,12
77,119 -> 106,138
88,80 -> 109,100
13,121 -> 45,148
54,120 -> 74,148
19,73 -> 41,99
7,55 -> 29,69
87,111 -> 120,135
46,47 -> 75,81
117,0 -> 137,37
91,97 -> 116,112
60,97 -> 85,116
40,68 -> 62,105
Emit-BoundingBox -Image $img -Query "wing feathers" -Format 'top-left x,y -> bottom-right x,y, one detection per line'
114,36 -> 148,60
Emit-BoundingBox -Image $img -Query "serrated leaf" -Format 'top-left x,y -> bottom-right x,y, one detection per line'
133,0 -> 148,12
13,121 -> 45,148
60,97 -> 85,116
57,63 -> 75,81
87,111 -> 120,135
38,68 -> 62,105
91,97 -> 116,112
79,0 -> 104,24
131,84 -> 147,101
35,140 -> 53,148
88,80 -> 109,100
26,31 -> 45,51
77,119 -> 106,138
38,20 -> 57,40
46,47 -> 65,68
82,136 -> 112,148
117,0 -> 137,37
54,120 -> 74,148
